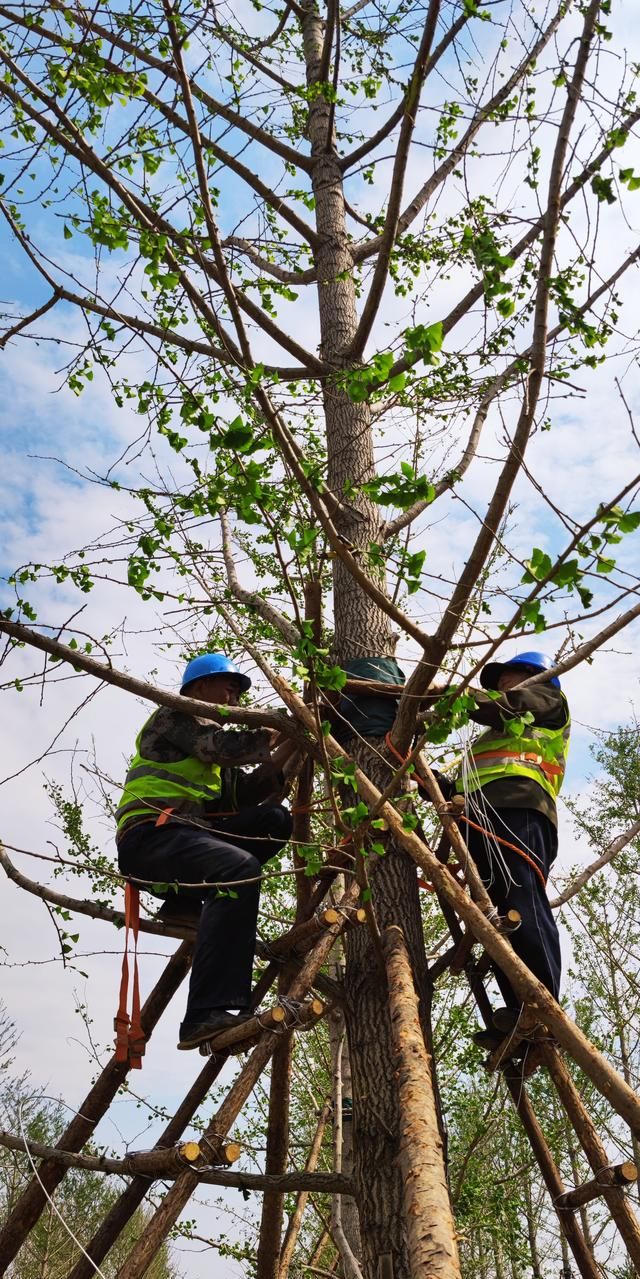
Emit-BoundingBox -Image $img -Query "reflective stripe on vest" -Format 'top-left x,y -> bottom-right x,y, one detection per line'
456,695 -> 570,804
115,714 -> 222,834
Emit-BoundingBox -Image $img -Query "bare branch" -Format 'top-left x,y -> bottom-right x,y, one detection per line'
220,513 -> 302,647
431,0 -> 602,656
550,820 -> 640,909
0,53 -> 325,374
244,391 -> 434,649
46,0 -> 314,173
223,238 -> 316,286
0,205 -> 313,381
348,0 -> 442,358
520,596 -> 640,688
0,617 -> 307,741
340,5 -> 470,173
0,291 -> 60,348
383,240 -> 640,539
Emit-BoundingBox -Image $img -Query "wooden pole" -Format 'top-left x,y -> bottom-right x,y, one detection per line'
67,1059 -> 227,1279
557,1162 -> 637,1211
0,940 -> 193,1276
256,1032 -> 294,1279
260,908 -> 360,960
0,1134 -> 351,1193
248,664 -> 640,1137
115,882 -> 360,1279
503,1066 -> 602,1279
382,925 -> 462,1279
66,955 -> 281,1279
278,1099 -> 331,1278
541,1045 -> 640,1272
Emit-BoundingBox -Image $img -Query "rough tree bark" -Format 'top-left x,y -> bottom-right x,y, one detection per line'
300,5 -> 438,1273
382,925 -> 462,1279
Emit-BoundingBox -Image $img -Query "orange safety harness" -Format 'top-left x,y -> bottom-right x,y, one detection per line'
384,733 -> 548,891
114,880 -> 145,1069
471,747 -> 563,779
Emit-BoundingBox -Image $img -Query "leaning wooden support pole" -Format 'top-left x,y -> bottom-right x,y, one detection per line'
262,908 -> 365,960
503,1066 -> 602,1279
557,1162 -> 638,1211
67,958 -> 280,1279
0,940 -> 193,1277
278,1099 -> 331,1279
115,882 -> 360,1279
197,998 -> 325,1057
382,925 -> 462,1279
541,1044 -> 640,1272
256,1032 -> 293,1279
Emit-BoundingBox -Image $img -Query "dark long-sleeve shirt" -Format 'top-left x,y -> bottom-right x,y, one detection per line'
465,684 -> 569,826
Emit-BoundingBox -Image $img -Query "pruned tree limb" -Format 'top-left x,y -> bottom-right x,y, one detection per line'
0,1130 -> 353,1193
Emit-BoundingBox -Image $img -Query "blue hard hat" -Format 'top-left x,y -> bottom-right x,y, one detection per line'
180,652 -> 252,694
480,650 -> 560,690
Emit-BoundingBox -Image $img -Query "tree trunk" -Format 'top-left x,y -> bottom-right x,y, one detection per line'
382,926 -> 462,1279
300,5 -> 434,1276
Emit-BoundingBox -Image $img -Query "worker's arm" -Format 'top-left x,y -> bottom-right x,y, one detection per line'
143,706 -> 273,767
235,740 -> 302,807
468,685 -> 567,731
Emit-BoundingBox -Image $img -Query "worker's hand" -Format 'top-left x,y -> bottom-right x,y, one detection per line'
430,769 -> 456,801
270,738 -> 301,770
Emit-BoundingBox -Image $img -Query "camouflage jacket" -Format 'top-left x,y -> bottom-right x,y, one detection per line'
119,707 -> 279,834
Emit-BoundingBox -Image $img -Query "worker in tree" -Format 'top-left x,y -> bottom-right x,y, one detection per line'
115,653 -> 297,1050
450,651 -> 569,1049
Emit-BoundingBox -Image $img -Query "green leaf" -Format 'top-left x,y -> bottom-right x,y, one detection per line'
521,547 -> 553,582
317,664 -> 347,692
591,174 -> 616,204
596,555 -> 616,574
402,811 -> 419,831
220,417 -> 254,451
619,167 -> 640,191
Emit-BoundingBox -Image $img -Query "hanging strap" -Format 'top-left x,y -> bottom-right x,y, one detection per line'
114,881 -> 145,1069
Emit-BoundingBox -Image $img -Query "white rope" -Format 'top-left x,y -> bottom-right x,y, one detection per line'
17,1102 -> 110,1279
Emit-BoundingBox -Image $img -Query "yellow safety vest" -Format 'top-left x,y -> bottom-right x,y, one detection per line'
455,694 -> 570,805
115,715 -> 222,835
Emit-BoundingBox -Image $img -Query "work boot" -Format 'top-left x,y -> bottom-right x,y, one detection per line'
156,898 -> 202,930
491,1006 -> 521,1035
177,1010 -> 252,1051
472,1028 -> 504,1051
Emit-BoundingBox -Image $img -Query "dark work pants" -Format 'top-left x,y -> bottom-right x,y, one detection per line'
117,805 -> 292,1028
464,806 -> 561,1010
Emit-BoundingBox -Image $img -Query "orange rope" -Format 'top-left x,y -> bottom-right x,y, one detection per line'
457,814 -> 547,889
384,733 -> 548,890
